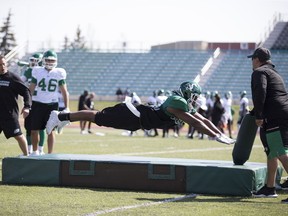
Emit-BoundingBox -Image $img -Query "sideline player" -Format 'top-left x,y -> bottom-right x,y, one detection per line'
78,89 -> 89,134
19,53 -> 46,154
222,91 -> 233,138
56,88 -> 67,134
85,92 -> 96,134
29,50 -> 70,155
46,81 -> 235,145
237,91 -> 249,128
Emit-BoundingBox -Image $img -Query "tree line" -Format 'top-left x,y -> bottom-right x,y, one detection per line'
0,9 -> 88,60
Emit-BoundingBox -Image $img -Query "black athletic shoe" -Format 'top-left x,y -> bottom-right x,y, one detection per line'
281,198 -> 288,203
252,185 -> 278,198
280,179 -> 288,190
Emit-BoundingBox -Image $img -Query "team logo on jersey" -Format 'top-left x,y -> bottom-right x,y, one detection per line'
0,80 -> 10,87
171,116 -> 184,126
14,128 -> 20,134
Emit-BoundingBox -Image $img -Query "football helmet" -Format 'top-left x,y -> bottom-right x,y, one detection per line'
240,90 -> 247,98
42,50 -> 57,70
29,53 -> 43,68
205,91 -> 211,99
213,91 -> 219,97
225,91 -> 232,99
179,81 -> 202,105
158,89 -> 165,96
165,90 -> 172,97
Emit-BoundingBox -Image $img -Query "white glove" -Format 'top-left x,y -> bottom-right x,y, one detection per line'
216,134 -> 236,145
222,134 -> 236,144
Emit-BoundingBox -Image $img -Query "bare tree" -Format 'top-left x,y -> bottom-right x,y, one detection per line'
70,26 -> 87,50
62,36 -> 70,52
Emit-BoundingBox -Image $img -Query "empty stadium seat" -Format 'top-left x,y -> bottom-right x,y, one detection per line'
19,48 -> 288,99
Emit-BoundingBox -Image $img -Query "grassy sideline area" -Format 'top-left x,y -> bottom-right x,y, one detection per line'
1,100 -> 288,215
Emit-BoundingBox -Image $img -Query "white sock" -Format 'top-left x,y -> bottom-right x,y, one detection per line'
38,146 -> 44,152
28,145 -> 33,153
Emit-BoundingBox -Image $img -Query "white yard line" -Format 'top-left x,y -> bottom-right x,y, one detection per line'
110,145 -> 263,156
84,193 -> 196,216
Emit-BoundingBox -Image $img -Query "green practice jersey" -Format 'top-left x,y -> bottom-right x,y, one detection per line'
160,95 -> 197,125
22,68 -> 33,85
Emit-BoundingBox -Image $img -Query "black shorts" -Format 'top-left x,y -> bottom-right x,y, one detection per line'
95,103 -> 141,131
24,114 -> 32,134
94,103 -> 175,131
0,117 -> 22,139
30,101 -> 58,130
59,107 -> 65,112
137,105 -> 175,129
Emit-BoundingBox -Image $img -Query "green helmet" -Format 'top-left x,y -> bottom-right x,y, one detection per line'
29,53 -> 43,68
165,90 -> 172,97
158,89 -> 165,96
179,81 -> 202,101
240,90 -> 247,98
32,53 -> 43,59
225,91 -> 232,99
42,50 -> 57,70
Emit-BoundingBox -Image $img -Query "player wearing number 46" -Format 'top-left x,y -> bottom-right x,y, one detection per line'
29,50 -> 70,156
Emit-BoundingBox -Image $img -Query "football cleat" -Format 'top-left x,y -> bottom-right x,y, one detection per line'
29,151 -> 40,157
46,110 -> 65,135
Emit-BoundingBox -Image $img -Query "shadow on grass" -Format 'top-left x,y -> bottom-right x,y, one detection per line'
137,195 -> 242,203
136,192 -> 288,204
1,182 -> 287,205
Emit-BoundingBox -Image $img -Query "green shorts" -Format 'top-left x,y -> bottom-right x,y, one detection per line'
264,127 -> 288,159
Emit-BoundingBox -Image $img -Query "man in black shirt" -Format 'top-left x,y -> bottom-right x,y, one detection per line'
0,55 -> 31,156
248,48 -> 288,202
78,89 -> 89,134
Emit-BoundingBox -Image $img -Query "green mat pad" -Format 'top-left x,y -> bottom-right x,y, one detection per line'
2,154 -> 282,196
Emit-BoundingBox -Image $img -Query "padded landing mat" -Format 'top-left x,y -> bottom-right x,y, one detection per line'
2,154 -> 282,196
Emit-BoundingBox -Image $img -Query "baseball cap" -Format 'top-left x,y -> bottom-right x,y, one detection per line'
247,47 -> 271,61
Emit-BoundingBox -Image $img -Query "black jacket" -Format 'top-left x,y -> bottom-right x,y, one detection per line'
251,63 -> 288,123
0,71 -> 31,120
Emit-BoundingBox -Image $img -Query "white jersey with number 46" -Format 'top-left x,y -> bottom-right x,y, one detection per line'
31,67 -> 67,104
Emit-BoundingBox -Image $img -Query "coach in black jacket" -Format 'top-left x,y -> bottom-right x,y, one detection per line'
0,55 -> 31,156
248,47 -> 288,201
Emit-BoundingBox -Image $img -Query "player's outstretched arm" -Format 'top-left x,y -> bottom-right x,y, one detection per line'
193,112 -> 222,135
166,107 -> 218,137
166,107 -> 235,145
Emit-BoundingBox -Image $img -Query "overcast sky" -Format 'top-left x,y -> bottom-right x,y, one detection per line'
1,0 -> 288,52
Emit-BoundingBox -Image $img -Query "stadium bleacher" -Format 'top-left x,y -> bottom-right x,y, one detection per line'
200,49 -> 288,100
57,49 -> 213,97
18,21 -> 288,101
271,22 -> 288,50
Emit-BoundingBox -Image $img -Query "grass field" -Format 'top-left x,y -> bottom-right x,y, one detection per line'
1,101 -> 288,215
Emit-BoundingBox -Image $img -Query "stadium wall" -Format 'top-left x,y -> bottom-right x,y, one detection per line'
208,42 -> 257,50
